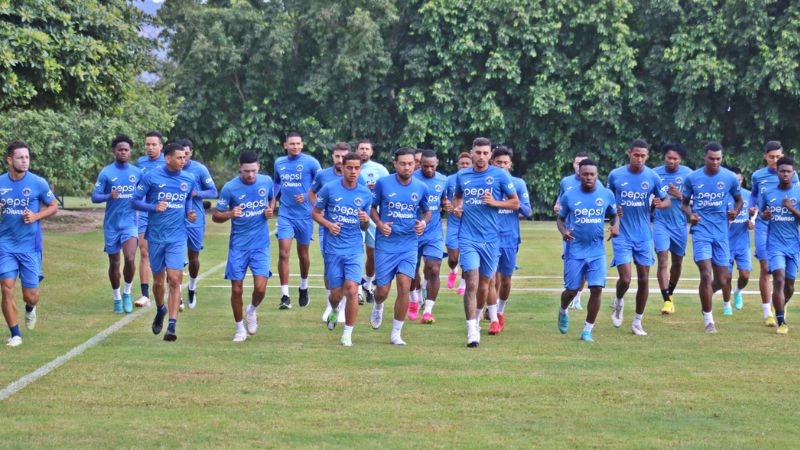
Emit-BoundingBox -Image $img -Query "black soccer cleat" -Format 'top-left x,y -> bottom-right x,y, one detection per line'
298,288 -> 310,307
152,307 -> 167,335
279,295 -> 292,310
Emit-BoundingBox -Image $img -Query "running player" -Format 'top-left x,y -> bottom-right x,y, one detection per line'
607,139 -> 670,336
758,156 -> 800,335
453,137 -> 519,347
213,151 -> 274,342
491,146 -> 532,330
179,139 -> 217,310
0,141 -> 58,347
445,152 -> 473,295
91,135 -> 141,314
750,141 -> 792,326
369,148 -> 430,345
681,142 -> 742,333
653,143 -> 692,315
414,148 -> 423,170
557,159 -> 618,342
271,132 -> 321,309
133,142 -> 197,342
722,167 -> 753,315
312,152 -> 372,346
133,131 -> 166,308
357,139 -> 390,303
409,149 -> 449,324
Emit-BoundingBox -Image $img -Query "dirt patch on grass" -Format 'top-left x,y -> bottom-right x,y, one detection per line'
42,208 -> 105,233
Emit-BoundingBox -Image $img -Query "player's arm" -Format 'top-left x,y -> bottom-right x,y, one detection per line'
196,170 -> 218,199
29,199 -> 58,223
185,183 -> 197,222
132,178 -> 160,212
311,206 -> 335,231
518,184 -> 532,218
485,192 -> 519,210
606,207 -> 619,239
728,193 -> 743,221
359,198 -> 372,231
90,172 -> 111,203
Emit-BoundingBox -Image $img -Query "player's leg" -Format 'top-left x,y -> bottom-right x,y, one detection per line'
421,257 -> 442,324
187,248 -> 201,308
121,236 -> 137,312
407,252 -> 423,321
772,267 -> 787,329
722,260 -> 735,313
277,237 -> 293,309
294,219 -> 312,307
654,223 -> 672,308
370,249 -> 396,330
136,232 -> 152,306
611,238 -> 632,327
496,246 -> 516,327
697,259 -> 716,332
151,269 -> 168,335
164,267 -> 183,341
390,250 -> 417,345
108,252 -> 123,313
631,262 -> 650,335
581,256 -> 606,342
1,276 -> 21,346
774,254 -> 796,334
230,279 -> 247,342
339,279 -> 360,346
17,252 -> 42,331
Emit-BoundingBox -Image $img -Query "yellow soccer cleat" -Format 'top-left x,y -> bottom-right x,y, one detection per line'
661,300 -> 674,315
776,324 -> 789,335
765,315 -> 778,327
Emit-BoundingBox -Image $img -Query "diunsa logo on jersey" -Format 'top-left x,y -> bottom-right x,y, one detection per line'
485,176 -> 494,185
129,175 -> 137,183
258,187 -> 267,197
641,181 -> 649,190
296,165 -> 303,172
354,197 -> 363,206
595,198 -> 604,206
180,182 -> 189,192
411,192 -> 419,202
22,188 -> 31,196
716,181 -> 725,190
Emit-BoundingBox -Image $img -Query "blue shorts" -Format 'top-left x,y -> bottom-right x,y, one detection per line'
225,247 -> 271,280
276,215 -> 312,245
0,252 -> 43,288
148,241 -> 187,274
324,252 -> 364,289
653,222 -> 688,256
769,251 -> 799,280
728,245 -> 753,273
137,211 -> 148,235
104,227 -> 138,254
754,220 -> 768,261
496,246 -> 518,277
375,248 -> 417,287
564,255 -> 606,291
186,226 -> 205,252
692,238 -> 729,267
459,239 -> 499,279
611,237 -> 654,267
445,220 -> 460,250
363,221 -> 376,249
418,234 -> 445,261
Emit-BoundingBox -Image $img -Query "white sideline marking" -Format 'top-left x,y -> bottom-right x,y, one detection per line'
0,261 -> 226,402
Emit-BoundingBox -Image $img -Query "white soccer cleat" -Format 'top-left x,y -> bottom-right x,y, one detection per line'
340,334 -> 353,347
337,301 -> 346,323
390,333 -> 406,346
245,305 -> 258,335
134,296 -> 150,307
6,336 -> 22,347
321,302 -> 333,322
25,307 -> 37,330
467,325 -> 480,348
233,330 -> 247,342
631,323 -> 647,336
370,306 -> 383,330
611,301 -> 624,328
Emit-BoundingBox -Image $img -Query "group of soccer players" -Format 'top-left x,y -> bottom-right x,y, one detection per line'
557,139 -> 799,342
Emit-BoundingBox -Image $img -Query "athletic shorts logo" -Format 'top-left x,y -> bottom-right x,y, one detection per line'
180,182 -> 189,192
258,187 -> 267,197
435,184 -> 443,193
22,188 -> 31,196
411,192 -> 419,202
716,181 -> 725,190
485,176 -> 494,185
296,165 -> 303,172
129,175 -> 137,183
641,181 -> 649,190
595,198 -> 604,206
676,177 -> 683,184
354,197 -> 363,206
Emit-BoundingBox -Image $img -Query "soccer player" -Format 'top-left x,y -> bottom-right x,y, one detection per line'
312,152 -> 372,346
445,152 -> 473,295
357,139 -> 390,303
557,159 -> 618,342
652,143 -> 692,315
369,148 -> 430,345
758,156 -> 800,335
722,167 -> 753,315
414,148 -> 423,170
409,149 -> 449,324
133,142 -> 197,342
490,146 -> 532,330
91,135 -> 141,314
453,137 -> 519,347
133,131 -> 166,308
212,151 -> 274,342
271,132 -> 321,309
178,138 -> 217,309
681,142 -> 742,333
750,141 -> 793,326
607,139 -> 670,336
0,141 -> 58,347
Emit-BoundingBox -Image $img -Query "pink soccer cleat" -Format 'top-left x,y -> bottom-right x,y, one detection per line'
407,301 -> 420,321
447,272 -> 457,289
421,312 -> 436,324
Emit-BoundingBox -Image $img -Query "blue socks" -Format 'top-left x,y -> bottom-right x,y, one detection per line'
168,318 -> 176,332
777,311 -> 785,326
141,284 -> 150,298
24,304 -> 34,313
9,324 -> 20,337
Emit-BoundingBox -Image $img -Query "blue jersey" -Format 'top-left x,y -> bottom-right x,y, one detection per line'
758,184 -> 800,256
135,154 -> 166,174
92,162 -> 141,231
446,173 -> 461,228
728,188 -> 751,251
273,153 -> 321,220
311,167 -> 342,194
559,186 -> 616,259
682,167 -> 741,240
607,166 -> 665,242
133,167 -> 196,245
751,167 -> 800,225
498,176 -> 532,248
0,172 -> 55,253
653,164 -> 692,229
182,160 -> 217,229
413,169 -> 448,240
315,180 -> 372,255
359,160 -> 390,188
373,174 -> 429,253
455,166 -> 517,242
558,174 -> 604,227
216,175 -> 274,251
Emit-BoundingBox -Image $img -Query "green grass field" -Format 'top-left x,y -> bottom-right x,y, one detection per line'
0,215 -> 798,448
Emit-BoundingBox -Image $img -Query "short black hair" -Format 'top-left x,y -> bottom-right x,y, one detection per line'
777,156 -> 795,168
661,142 -> 687,159
343,152 -> 361,164
6,141 -> 28,157
239,150 -> 259,165
764,140 -> 783,153
357,139 -> 372,147
163,142 -> 184,157
332,142 -> 351,152
284,131 -> 302,142
578,159 -> 598,169
728,166 -> 742,175
178,138 -> 193,149
472,137 -> 491,148
111,135 -> 133,149
145,131 -> 163,142
630,138 -> 649,150
704,141 -> 723,153
574,152 -> 589,159
492,146 -> 513,160
420,149 -> 436,159
414,148 -> 424,155
394,147 -> 416,160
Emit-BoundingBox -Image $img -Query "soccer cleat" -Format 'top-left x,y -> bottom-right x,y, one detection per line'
631,323 -> 647,336
163,328 -> 177,341
466,330 -> 480,348
188,290 -> 197,310
179,299 -> 185,312
340,334 -> 353,347
233,330 -> 247,342
390,333 -> 406,346
777,324 -> 789,335
420,312 -> 435,324
447,271 -> 457,289
734,291 -> 744,310
661,300 -> 674,315
358,292 -> 365,306
572,296 -> 583,311
114,299 -> 123,314
457,286 -> 465,296
6,336 -> 22,347
327,311 -> 338,331
580,330 -> 594,342
245,305 -> 258,335
558,309 -> 569,334
723,303 -> 733,316
25,307 -> 37,330
122,293 -> 133,313
134,296 -> 150,308
299,288 -> 310,307
611,302 -> 623,327
321,302 -> 333,322
704,322 -> 717,334
370,306 -> 383,330
765,315 -> 778,327
363,285 -> 374,303
488,321 -> 502,335
498,312 -> 505,331
279,295 -> 292,310
407,301 -> 420,321
152,307 -> 167,335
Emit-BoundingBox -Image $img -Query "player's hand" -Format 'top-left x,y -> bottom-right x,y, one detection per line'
441,197 -> 453,213
22,209 -> 36,224
689,212 -> 701,225
264,206 -> 273,219
481,190 -> 494,206
653,196 -> 662,208
727,209 -> 738,222
553,203 -> 561,214
668,183 -> 682,199
192,190 -> 199,198
608,222 -> 620,240
156,200 -> 168,212
561,228 -> 575,241
454,205 -> 463,218
748,206 -> 757,217
748,220 -> 754,230
379,221 -> 392,236
761,205 -> 772,220
358,210 -> 369,224
327,222 -> 342,236
415,220 -> 426,235
232,204 -> 244,218
294,193 -> 305,203
782,196 -> 794,209
616,206 -> 623,217
187,210 -> 197,223
110,189 -> 120,200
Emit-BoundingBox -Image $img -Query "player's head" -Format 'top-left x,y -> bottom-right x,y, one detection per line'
764,140 -> 784,169
163,142 -> 187,171
414,148 -> 424,170
332,142 -> 351,173
356,139 -> 373,163
703,141 -> 723,172
572,152 -> 589,174
471,137 -> 492,170
144,131 -> 163,159
661,143 -> 686,171
729,166 -> 743,186
283,131 -> 304,156
342,152 -> 362,184
111,135 -> 134,164
420,149 -> 438,178
491,146 -> 513,172
627,138 -> 649,170
178,138 -> 194,160
239,150 -> 260,184
578,158 -> 598,190
394,147 -> 416,181
6,140 -> 30,174
457,152 -> 472,170
777,156 -> 795,186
